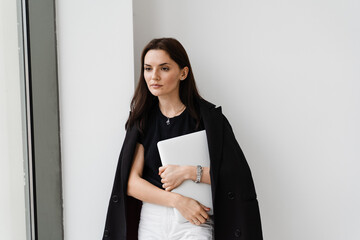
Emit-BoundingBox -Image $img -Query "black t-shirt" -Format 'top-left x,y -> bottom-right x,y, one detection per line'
138,104 -> 204,189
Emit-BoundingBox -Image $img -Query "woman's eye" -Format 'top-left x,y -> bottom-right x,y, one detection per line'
162,67 -> 169,71
144,67 -> 152,71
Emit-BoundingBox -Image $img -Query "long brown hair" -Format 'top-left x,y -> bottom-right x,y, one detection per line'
125,38 -> 202,132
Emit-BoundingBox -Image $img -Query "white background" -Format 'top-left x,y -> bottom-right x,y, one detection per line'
1,0 -> 358,239
0,0 -> 27,239
56,0 -> 134,239
133,1 -> 360,239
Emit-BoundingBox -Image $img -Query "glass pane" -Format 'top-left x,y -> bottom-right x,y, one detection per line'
0,0 -> 33,239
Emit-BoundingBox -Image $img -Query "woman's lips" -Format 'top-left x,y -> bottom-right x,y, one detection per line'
151,84 -> 162,89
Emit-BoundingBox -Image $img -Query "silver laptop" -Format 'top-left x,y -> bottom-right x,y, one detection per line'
157,130 -> 213,222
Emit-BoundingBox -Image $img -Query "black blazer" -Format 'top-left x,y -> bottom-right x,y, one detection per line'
103,99 -> 263,239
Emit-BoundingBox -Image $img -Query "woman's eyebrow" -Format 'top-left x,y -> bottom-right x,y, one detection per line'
144,63 -> 170,66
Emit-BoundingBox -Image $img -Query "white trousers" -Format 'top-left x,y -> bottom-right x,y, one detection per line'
138,202 -> 214,240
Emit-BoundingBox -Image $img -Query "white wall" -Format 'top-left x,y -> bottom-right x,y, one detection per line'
133,0 -> 360,239
56,0 -> 134,239
0,0 -> 27,239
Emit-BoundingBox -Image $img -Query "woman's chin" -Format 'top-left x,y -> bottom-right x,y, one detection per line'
149,90 -> 161,97
149,89 -> 167,97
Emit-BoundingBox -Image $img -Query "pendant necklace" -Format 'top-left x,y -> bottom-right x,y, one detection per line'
163,105 -> 186,125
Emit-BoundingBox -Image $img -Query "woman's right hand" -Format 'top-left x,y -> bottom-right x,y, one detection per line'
173,194 -> 210,225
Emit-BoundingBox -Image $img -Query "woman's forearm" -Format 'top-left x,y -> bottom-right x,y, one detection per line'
127,174 -> 181,208
127,143 -> 182,207
128,173 -> 210,224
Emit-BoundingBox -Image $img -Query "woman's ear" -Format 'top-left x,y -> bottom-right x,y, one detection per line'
180,67 -> 189,81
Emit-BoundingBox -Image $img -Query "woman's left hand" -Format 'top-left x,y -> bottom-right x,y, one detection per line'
159,165 -> 190,191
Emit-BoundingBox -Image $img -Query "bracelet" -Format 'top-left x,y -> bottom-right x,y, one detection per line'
194,165 -> 203,183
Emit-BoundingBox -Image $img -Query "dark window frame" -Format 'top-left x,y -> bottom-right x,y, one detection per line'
19,0 -> 64,239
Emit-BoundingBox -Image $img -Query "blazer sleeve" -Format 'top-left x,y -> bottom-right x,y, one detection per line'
213,114 -> 263,240
103,126 -> 141,240
222,115 -> 258,200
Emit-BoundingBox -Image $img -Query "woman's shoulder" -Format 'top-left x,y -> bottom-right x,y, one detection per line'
198,98 -> 217,110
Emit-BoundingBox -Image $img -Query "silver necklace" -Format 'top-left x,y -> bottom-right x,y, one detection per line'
163,105 -> 186,125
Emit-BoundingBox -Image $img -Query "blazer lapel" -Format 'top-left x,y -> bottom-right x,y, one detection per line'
199,100 -> 223,202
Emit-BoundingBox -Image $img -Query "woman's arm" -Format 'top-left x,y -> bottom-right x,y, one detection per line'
127,143 -> 210,225
158,165 -> 211,192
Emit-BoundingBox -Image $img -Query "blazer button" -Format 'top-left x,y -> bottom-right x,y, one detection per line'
112,195 -> 119,203
234,228 -> 241,238
104,229 -> 109,238
228,191 -> 235,200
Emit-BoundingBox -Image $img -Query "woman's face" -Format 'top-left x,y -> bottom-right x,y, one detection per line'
144,49 -> 188,99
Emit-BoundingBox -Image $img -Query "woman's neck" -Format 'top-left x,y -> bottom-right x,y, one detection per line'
158,96 -> 186,118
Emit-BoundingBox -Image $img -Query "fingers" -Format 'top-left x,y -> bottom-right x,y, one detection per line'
159,171 -> 166,179
191,215 -> 207,225
162,183 -> 169,191
162,182 -> 174,192
200,203 -> 211,212
161,176 -> 177,191
199,208 -> 209,221
162,181 -> 178,191
166,186 -> 174,191
175,197 -> 210,226
158,165 -> 166,175
191,219 -> 200,225
189,203 -> 209,225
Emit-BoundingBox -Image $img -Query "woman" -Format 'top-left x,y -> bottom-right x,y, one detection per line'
103,38 -> 263,240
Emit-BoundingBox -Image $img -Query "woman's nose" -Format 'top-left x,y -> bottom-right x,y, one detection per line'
152,69 -> 160,80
